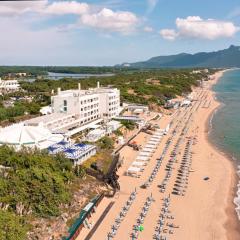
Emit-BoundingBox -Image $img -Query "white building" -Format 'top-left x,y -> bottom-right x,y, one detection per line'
0,123 -> 64,150
50,82 -> 120,130
126,104 -> 149,113
181,99 -> 191,107
86,129 -> 106,142
40,105 -> 53,115
106,120 -> 122,134
48,142 -> 97,165
23,83 -> 120,137
0,78 -> 20,94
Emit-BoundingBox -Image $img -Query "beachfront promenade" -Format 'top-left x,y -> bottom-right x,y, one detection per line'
78,72 -> 236,240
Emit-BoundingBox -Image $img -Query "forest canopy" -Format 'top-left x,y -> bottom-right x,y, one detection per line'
0,146 -> 80,239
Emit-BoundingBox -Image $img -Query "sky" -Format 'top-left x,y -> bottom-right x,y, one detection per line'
1,0 -> 240,65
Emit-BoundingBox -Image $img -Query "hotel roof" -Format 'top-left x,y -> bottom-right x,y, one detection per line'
25,113 -> 75,125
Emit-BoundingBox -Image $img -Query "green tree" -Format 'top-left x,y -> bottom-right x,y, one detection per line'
98,136 -> 114,150
0,210 -> 29,240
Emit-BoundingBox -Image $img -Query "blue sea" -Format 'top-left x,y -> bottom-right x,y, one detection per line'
210,69 -> 240,160
209,69 -> 240,219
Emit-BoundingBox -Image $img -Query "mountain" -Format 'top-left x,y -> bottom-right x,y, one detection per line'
119,45 -> 240,68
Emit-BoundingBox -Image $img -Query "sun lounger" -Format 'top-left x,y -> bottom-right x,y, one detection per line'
145,144 -> 157,149
136,156 -> 150,161
132,161 -> 147,167
139,152 -> 153,157
142,148 -> 155,152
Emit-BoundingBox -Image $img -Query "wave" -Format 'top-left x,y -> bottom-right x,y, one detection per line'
208,105 -> 222,134
234,165 -> 240,220
209,104 -> 240,221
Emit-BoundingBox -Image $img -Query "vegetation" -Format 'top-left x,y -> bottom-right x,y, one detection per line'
20,69 -> 206,109
0,210 -> 29,240
113,128 -> 123,136
97,136 -> 114,150
0,101 -> 40,122
0,66 -> 133,77
0,145 -> 85,239
82,150 -> 113,175
0,146 -> 75,217
120,120 -> 136,130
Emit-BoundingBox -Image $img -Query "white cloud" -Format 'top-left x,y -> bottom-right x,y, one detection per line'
160,29 -> 178,40
0,1 -> 139,35
80,8 -> 138,34
0,0 -> 89,16
160,16 -> 239,41
144,26 -> 154,32
0,0 -> 47,15
44,1 -> 89,15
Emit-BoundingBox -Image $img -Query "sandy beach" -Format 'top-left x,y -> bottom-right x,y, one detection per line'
78,70 -> 240,240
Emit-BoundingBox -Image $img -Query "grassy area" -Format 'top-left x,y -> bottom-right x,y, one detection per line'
82,150 -> 113,175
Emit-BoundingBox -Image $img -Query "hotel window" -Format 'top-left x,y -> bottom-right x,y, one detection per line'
63,100 -> 67,112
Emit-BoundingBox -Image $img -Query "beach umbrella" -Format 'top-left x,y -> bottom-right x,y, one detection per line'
174,184 -> 181,187
47,145 -> 60,154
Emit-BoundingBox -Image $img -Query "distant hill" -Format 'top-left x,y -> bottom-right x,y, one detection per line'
118,45 -> 240,68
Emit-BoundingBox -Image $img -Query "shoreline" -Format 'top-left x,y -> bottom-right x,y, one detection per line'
207,69 -> 240,239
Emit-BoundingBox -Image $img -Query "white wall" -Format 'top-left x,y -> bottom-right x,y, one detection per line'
51,87 -> 120,126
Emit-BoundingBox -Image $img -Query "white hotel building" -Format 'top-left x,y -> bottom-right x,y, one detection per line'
52,82 -> 120,123
24,82 -> 121,136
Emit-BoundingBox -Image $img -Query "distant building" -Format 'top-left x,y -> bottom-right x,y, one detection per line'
0,78 -> 20,94
191,69 -> 209,74
16,72 -> 27,77
125,104 -> 149,113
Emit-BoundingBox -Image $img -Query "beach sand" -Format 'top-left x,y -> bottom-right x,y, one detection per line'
78,70 -> 240,240
167,70 -> 240,240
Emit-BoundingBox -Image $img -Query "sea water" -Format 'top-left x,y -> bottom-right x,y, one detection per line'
209,69 -> 240,220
